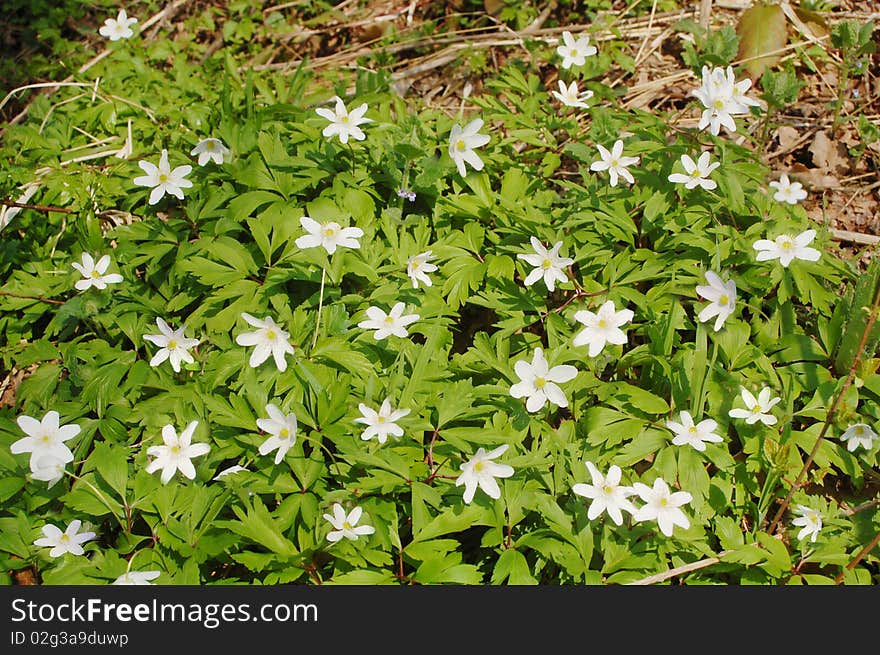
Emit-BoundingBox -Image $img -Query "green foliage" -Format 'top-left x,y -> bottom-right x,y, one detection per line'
0,3 -> 878,588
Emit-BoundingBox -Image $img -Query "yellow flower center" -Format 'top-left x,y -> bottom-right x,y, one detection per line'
266,330 -> 276,340
610,159 -> 619,167
41,435 -> 51,444
456,139 -> 467,151
718,295 -> 729,305
751,405 -> 761,413
279,428 -> 289,438
570,49 -> 578,57
167,339 -> 178,349
342,520 -> 352,529
659,497 -> 669,507
781,241 -> 792,250
377,416 -> 386,423
714,99 -> 725,109
688,426 -> 698,433
474,461 -> 485,472
603,485 -> 613,494
91,270 -> 101,278
384,316 -> 395,325
323,227 -> 336,237
541,258 -> 553,269
855,426 -> 864,435
171,445 -> 180,454
206,141 -> 215,150
535,377 -> 547,389
159,174 -> 168,182
60,534 -> 70,543
597,319 -> 607,328
340,115 -> 349,124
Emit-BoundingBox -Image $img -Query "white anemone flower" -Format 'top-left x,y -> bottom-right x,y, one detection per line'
406,251 -> 438,289
728,387 -> 781,426
354,399 -> 411,444
315,96 -> 372,144
99,9 -> 138,41
34,520 -> 96,558
509,347 -> 578,413
556,30 -> 598,69
840,423 -> 878,452
551,80 -> 594,109
11,410 -> 79,473
235,313 -> 296,372
357,302 -> 419,340
456,445 -> 515,504
323,503 -> 376,542
113,570 -> 161,585
190,138 -> 231,166
517,237 -> 574,293
72,253 -> 123,291
572,461 -> 637,526
590,139 -> 639,187
632,478 -> 693,537
753,229 -> 821,268
666,411 -> 723,452
142,317 -> 200,373
695,271 -> 737,332
791,505 -> 822,543
572,300 -> 634,357
256,404 -> 298,464
295,216 -> 363,255
448,118 -> 490,177
769,173 -> 808,205
668,152 -> 720,190
145,421 -> 211,485
132,149 -> 193,205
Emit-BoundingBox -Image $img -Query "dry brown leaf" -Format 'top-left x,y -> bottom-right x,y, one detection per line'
791,162 -> 840,189
776,125 -> 800,151
808,131 -> 849,174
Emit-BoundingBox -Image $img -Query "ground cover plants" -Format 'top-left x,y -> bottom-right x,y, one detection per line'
1,0 -> 879,586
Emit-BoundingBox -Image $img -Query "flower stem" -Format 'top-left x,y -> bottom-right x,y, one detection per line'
311,266 -> 326,350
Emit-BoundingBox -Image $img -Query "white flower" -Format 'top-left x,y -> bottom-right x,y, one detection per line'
769,173 -> 807,204
666,410 -> 723,452
357,302 -> 419,340
590,139 -> 639,187
728,387 -> 781,426
632,478 -> 693,537
256,404 -> 298,464
551,80 -> 594,109
213,465 -> 249,480
34,520 -> 95,558
294,216 -> 363,255
315,96 -> 372,144
692,65 -> 739,136
30,454 -> 67,488
142,317 -> 200,373
723,66 -> 761,114
235,313 -> 296,371
99,9 -> 138,41
695,270 -> 736,332
11,410 -> 79,473
406,251 -> 438,289
354,399 -> 411,444
753,229 -> 821,268
517,237 -> 574,293
840,423 -> 878,452
791,505 -> 822,543
556,30 -> 598,69
190,138 -> 231,166
572,300 -> 634,357
71,253 -> 124,291
145,421 -> 211,485
668,152 -> 719,190
323,503 -> 376,542
113,570 -> 161,585
572,461 -> 637,526
456,445 -> 515,504
448,118 -> 490,177
509,347 -> 578,413
132,149 -> 193,205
